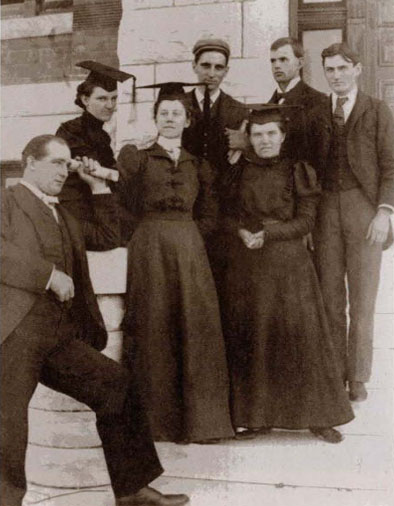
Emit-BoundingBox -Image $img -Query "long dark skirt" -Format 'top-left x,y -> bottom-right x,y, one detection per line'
222,237 -> 354,429
123,216 -> 234,442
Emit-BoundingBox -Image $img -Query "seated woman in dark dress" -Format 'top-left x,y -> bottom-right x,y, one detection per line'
221,105 -> 354,443
115,83 -> 234,444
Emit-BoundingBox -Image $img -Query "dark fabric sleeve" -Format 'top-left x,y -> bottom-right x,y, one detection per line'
56,123 -> 100,161
114,144 -> 145,241
1,193 -> 53,293
80,193 -> 121,251
377,101 -> 394,207
264,161 -> 321,241
220,163 -> 245,234
193,159 -> 218,237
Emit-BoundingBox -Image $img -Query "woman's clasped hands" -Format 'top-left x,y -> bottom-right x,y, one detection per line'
238,228 -> 265,249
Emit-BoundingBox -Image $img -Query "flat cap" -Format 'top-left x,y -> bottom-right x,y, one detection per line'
192,38 -> 230,60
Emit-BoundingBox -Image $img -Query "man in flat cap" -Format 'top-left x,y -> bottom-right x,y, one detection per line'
308,43 -> 394,402
0,134 -> 189,506
183,38 -> 248,294
183,38 -> 247,181
56,61 -> 134,241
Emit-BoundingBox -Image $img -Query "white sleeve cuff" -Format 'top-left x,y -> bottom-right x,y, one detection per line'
378,204 -> 394,214
92,187 -> 112,195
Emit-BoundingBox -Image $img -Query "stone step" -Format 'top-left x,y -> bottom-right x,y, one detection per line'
25,445 -> 110,488
29,383 -> 90,412
28,410 -> 100,448
23,485 -> 114,506
155,432 -> 393,491
369,348 -> 394,388
152,475 -> 393,506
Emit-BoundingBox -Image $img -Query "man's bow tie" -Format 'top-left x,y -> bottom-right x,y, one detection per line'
41,195 -> 59,207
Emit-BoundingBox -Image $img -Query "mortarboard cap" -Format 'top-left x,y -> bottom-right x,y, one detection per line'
77,60 -> 136,101
244,103 -> 302,125
192,38 -> 230,61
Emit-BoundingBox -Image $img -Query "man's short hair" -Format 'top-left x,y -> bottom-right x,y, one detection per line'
21,135 -> 68,169
270,37 -> 304,59
193,38 -> 230,65
321,42 -> 360,66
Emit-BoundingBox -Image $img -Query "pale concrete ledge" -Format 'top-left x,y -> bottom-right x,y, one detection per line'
1,12 -> 72,40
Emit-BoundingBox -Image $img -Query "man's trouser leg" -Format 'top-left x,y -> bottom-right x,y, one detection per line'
314,191 -> 348,381
41,338 -> 163,498
1,324 -> 43,506
340,188 -> 383,382
1,301 -> 163,506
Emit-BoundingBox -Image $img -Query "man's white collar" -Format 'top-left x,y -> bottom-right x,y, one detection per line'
194,87 -> 221,106
276,76 -> 301,95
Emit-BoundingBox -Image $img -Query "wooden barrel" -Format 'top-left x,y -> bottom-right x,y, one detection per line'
23,249 -> 127,506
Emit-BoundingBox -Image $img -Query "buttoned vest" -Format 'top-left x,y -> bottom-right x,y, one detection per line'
324,111 -> 359,192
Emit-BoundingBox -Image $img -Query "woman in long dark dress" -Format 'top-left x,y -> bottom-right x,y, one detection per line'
222,105 -> 354,443
116,84 -> 234,444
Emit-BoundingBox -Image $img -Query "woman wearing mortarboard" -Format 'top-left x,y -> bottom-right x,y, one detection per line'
116,82 -> 234,444
221,104 -> 354,442
56,61 -> 135,241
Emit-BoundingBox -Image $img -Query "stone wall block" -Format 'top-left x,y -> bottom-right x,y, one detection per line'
1,113 -> 74,160
174,0 -> 236,6
243,0 -> 289,58
220,57 -> 275,101
116,102 -> 157,150
155,61 -> 196,84
132,0 -> 173,8
118,64 -> 155,103
119,2 -> 242,65
155,57 -> 275,102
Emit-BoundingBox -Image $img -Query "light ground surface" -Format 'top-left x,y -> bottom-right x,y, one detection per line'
23,251 -> 394,506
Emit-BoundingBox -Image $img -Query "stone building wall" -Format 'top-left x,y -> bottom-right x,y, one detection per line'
116,0 -> 289,149
1,0 -> 290,162
1,0 -> 121,163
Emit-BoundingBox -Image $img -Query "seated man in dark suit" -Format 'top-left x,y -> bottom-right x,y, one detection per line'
0,134 -> 189,506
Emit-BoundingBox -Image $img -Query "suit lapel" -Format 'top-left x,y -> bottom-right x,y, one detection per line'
345,91 -> 369,133
12,185 -> 60,249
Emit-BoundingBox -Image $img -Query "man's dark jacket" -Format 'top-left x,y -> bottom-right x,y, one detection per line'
1,184 -> 120,348
269,80 -> 326,160
183,90 -> 247,182
307,90 -> 394,247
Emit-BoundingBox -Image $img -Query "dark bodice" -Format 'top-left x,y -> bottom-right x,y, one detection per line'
56,112 -> 116,216
239,156 -> 295,228
57,111 -> 116,168
225,154 -> 321,240
116,143 -> 217,237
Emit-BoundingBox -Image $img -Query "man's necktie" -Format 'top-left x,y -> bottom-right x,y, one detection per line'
333,96 -> 348,127
276,92 -> 286,104
202,86 -> 211,159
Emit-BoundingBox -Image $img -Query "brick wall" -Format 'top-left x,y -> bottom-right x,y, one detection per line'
1,33 -> 72,85
116,0 -> 289,149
